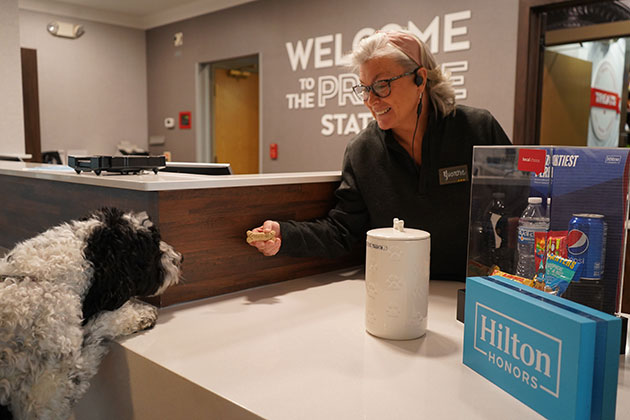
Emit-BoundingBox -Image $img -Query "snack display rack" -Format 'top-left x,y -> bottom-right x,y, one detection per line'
465,146 -> 629,349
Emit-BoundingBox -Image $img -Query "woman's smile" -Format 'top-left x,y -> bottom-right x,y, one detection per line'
373,107 -> 391,116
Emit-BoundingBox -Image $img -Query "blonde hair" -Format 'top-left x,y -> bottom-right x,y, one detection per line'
349,31 -> 456,116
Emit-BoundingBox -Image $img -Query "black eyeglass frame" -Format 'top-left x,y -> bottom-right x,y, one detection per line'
352,67 -> 420,101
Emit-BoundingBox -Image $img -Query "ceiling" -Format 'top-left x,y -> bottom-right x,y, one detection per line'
18,0 -> 258,29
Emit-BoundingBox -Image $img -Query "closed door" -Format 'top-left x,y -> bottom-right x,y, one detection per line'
213,69 -> 259,174
539,49 -> 592,146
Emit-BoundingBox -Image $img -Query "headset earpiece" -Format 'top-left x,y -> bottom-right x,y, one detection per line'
415,70 -> 424,114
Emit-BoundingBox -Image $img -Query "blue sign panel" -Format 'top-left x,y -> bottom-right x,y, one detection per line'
463,276 -> 621,420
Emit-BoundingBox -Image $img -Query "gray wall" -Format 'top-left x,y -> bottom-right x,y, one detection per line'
0,0 -> 25,155
18,10 -> 148,158
146,0 -> 518,172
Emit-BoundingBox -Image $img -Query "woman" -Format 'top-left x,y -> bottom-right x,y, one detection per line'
249,30 -> 511,281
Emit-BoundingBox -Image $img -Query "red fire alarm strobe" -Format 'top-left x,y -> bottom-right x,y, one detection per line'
179,111 -> 191,129
270,143 -> 278,160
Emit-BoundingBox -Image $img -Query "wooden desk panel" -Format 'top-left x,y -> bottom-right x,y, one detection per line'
0,175 -> 362,307
2,173 -> 627,312
155,183 -> 362,306
0,175 -> 159,247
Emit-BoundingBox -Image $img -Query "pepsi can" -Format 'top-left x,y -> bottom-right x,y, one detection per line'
567,214 -> 607,280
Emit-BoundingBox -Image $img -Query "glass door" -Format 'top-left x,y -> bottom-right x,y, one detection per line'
541,38 -> 629,147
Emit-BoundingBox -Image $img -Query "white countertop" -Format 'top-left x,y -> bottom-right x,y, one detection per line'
0,161 -> 341,191
96,268 -> 629,419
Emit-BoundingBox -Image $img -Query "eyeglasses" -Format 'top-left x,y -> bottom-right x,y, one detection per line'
352,68 -> 419,101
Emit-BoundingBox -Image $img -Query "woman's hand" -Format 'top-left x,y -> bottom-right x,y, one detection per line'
248,220 -> 281,256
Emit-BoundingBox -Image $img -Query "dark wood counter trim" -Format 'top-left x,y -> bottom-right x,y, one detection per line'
0,175 -> 159,248
0,175 -> 361,307
154,183 -> 362,306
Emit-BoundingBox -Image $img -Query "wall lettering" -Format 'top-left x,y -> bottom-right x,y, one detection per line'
284,10 -> 472,137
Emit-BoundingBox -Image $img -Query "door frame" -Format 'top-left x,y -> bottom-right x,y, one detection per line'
195,54 -> 260,169
195,63 -> 212,163
21,48 -> 41,162
513,0 -> 605,145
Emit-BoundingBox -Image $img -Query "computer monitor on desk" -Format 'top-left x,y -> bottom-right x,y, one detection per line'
0,156 -> 21,162
0,153 -> 31,162
160,162 -> 232,175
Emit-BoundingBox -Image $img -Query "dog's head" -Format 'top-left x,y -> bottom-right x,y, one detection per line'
81,207 -> 182,322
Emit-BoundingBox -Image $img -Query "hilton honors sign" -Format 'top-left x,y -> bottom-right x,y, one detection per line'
463,276 -> 621,420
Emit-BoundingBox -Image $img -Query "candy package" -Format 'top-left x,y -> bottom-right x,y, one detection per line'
547,230 -> 568,258
490,266 -> 537,289
533,233 -> 547,276
533,230 -> 568,272
542,253 -> 583,295
490,265 -> 556,293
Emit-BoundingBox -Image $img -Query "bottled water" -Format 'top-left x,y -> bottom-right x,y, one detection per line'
515,197 -> 549,278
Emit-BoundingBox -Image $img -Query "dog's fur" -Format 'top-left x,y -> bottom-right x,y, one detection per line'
0,208 -> 181,420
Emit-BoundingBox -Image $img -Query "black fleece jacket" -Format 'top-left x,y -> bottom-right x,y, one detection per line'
279,105 -> 511,280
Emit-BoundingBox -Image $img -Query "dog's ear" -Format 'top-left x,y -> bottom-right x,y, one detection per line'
129,211 -> 153,230
81,207 -> 121,222
82,210 -> 164,323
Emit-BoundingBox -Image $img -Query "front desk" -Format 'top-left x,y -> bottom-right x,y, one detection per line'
0,161 -> 362,306
70,268 -> 630,419
2,162 -> 629,418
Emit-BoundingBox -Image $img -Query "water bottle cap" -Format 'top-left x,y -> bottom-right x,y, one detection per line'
528,197 -> 542,204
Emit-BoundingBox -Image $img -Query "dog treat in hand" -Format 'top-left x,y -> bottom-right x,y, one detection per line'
246,230 -> 276,244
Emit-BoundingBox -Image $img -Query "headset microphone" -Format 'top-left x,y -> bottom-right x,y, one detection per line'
411,91 -> 423,168
410,68 -> 424,168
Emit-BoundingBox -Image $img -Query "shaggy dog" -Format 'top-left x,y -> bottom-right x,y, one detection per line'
0,208 -> 182,420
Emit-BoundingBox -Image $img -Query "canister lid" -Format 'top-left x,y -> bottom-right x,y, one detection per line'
366,218 -> 430,241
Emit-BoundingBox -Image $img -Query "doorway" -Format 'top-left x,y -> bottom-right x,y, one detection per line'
21,48 -> 42,162
540,38 -> 630,147
196,55 -> 259,174
514,0 -> 630,145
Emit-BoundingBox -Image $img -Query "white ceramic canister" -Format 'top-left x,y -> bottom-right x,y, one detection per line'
365,218 -> 430,340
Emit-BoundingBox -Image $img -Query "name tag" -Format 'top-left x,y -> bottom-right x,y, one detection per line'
439,164 -> 469,185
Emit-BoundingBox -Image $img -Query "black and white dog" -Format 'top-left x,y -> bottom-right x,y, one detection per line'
0,208 -> 182,419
